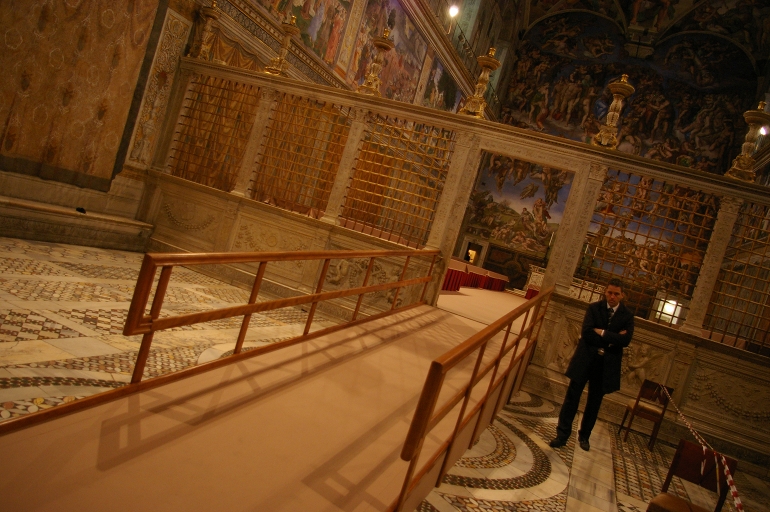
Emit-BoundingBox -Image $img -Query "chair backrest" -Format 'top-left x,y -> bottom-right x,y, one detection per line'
661,439 -> 738,512
637,379 -> 673,409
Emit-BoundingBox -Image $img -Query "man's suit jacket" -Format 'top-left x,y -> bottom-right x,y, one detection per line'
566,299 -> 634,394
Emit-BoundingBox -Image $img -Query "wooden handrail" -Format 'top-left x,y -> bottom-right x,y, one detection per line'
0,248 -> 439,435
392,286 -> 554,511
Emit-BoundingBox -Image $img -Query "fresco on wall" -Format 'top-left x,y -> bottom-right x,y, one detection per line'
346,0 -> 428,102
0,1 -> 158,188
527,0 -> 624,28
501,12 -> 755,175
464,152 -> 574,262
667,0 -> 770,60
422,58 -> 462,112
626,0 -> 684,31
260,0 -> 352,65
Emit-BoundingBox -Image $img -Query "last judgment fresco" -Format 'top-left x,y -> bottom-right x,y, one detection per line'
464,152 -> 574,260
502,11 -> 758,175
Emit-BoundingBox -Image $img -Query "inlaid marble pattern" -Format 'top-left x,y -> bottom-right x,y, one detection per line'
418,390 -> 769,511
0,309 -> 85,342
610,428 -> 688,503
1,279 -> 135,302
0,257 -> 77,276
0,237 -> 335,424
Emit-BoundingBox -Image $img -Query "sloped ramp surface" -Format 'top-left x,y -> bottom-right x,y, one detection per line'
0,305 -> 485,512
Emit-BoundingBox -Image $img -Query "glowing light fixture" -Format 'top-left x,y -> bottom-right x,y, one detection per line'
653,296 -> 684,325
761,126 -> 767,136
449,5 -> 459,17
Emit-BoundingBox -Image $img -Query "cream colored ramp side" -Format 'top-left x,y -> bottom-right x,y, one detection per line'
0,306 -> 484,512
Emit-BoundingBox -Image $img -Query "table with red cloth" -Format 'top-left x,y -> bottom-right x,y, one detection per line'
440,259 -> 509,292
524,288 -> 539,299
441,259 -> 468,291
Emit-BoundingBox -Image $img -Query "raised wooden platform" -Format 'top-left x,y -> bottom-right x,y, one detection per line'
0,305 -> 490,511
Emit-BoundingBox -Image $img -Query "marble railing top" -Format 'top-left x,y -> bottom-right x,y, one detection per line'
177,57 -> 769,204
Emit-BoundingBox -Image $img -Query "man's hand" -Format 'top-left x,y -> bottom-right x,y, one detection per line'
619,330 -> 627,335
594,328 -> 602,335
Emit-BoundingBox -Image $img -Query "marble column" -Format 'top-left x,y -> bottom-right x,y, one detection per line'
423,133 -> 482,306
320,108 -> 370,225
152,67 -> 194,170
543,162 -> 606,295
231,88 -> 280,197
425,132 -> 481,251
680,196 -> 743,336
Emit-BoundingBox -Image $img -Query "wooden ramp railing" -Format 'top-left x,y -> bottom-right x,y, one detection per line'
0,245 -> 553,510
392,286 -> 554,511
0,248 -> 438,435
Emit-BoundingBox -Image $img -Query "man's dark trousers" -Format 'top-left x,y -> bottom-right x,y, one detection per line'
556,354 -> 605,440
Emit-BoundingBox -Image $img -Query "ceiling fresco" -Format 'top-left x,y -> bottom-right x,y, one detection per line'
523,0 -> 769,72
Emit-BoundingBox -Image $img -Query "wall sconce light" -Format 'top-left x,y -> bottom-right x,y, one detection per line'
447,5 -> 459,34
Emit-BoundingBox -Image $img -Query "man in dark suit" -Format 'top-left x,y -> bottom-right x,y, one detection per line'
549,278 -> 634,451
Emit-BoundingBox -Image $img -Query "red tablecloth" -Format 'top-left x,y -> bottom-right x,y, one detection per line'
441,268 -> 467,291
441,260 -> 509,292
465,272 -> 484,288
525,288 -> 539,299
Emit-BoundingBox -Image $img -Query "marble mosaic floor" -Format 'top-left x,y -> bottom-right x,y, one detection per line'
1,237 -> 768,511
420,390 -> 770,512
0,236 -> 336,423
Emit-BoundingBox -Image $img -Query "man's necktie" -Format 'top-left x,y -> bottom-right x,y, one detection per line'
607,308 -> 614,324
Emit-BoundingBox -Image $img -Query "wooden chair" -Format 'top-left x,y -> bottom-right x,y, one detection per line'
618,379 -> 673,450
647,439 -> 737,512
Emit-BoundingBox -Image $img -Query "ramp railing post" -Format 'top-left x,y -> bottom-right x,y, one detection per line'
234,261 -> 267,354
304,258 -> 332,335
352,257 -> 376,320
390,255 -> 411,310
131,266 -> 173,383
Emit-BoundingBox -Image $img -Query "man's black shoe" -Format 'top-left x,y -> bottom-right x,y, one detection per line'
578,437 -> 590,451
549,437 -> 567,448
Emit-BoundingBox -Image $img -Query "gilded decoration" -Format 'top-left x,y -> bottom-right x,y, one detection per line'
129,9 -> 192,165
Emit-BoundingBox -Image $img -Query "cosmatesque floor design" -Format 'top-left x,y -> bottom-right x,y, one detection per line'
420,391 -> 770,512
2,237 -> 769,511
0,237 -> 335,423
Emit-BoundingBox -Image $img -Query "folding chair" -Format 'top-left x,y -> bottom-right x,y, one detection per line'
618,379 -> 673,450
647,439 -> 738,512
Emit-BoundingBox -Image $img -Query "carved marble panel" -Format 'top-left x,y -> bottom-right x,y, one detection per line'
155,195 -> 223,246
129,9 -> 192,166
619,341 -> 672,392
687,364 -> 770,433
546,316 -> 581,373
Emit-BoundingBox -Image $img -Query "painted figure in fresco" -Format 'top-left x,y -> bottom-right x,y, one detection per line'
324,6 -> 345,63
500,13 -> 752,174
629,0 -> 676,30
520,183 -> 539,199
307,0 -> 325,42
528,84 -> 550,129
532,198 -> 552,237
